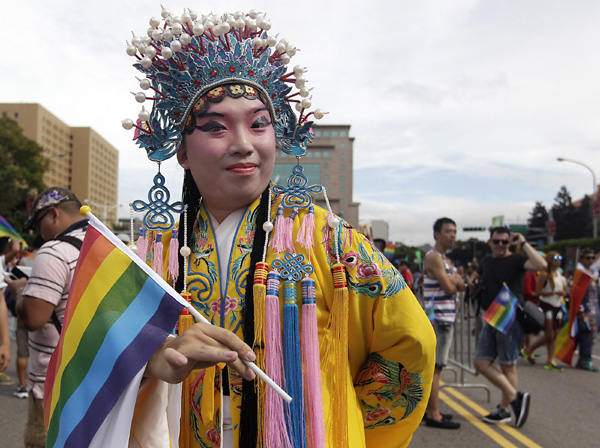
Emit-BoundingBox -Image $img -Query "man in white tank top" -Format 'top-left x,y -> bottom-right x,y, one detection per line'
423,218 -> 465,429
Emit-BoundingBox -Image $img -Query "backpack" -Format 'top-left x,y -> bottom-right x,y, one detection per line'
48,234 -> 83,334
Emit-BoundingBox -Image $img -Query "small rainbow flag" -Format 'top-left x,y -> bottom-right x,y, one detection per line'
384,243 -> 395,258
482,284 -> 517,334
44,215 -> 186,448
425,297 -> 435,325
0,215 -> 25,242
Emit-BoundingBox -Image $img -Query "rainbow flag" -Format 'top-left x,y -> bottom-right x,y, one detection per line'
0,214 -> 25,242
482,284 -> 517,334
425,297 -> 435,325
384,243 -> 395,258
44,216 -> 186,448
555,265 -> 592,365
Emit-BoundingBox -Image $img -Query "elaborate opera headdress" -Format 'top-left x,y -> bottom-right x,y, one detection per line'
122,8 -> 325,162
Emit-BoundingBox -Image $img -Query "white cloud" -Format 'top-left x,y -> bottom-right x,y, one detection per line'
4,0 -> 600,245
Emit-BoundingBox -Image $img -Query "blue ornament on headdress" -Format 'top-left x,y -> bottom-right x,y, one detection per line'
272,164 -> 323,209
131,168 -> 184,230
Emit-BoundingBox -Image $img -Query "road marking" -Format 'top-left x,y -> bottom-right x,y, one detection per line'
438,390 -> 519,448
441,384 -> 544,448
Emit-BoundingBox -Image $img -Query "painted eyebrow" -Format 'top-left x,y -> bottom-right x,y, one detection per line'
197,107 -> 270,118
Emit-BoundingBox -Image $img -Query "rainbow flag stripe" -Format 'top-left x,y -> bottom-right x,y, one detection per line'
482,284 -> 517,334
0,214 -> 24,241
44,223 -> 184,448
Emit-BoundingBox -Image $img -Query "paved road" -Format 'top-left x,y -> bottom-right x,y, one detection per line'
1,317 -> 599,447
411,315 -> 600,448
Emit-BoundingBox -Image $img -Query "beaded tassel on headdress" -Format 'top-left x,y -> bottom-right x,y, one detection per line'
296,205 -> 315,251
167,228 -> 180,285
176,206 -> 195,446
152,232 -> 163,276
136,227 -> 148,262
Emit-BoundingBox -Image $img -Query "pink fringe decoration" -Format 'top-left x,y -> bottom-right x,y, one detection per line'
264,271 -> 292,448
283,209 -> 298,254
269,205 -> 287,253
136,228 -> 148,262
301,277 -> 326,448
152,232 -> 164,277
167,228 -> 179,283
296,205 -> 315,251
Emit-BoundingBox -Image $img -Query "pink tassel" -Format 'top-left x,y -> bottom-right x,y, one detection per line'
264,271 -> 292,448
296,205 -> 315,251
136,228 -> 148,262
283,209 -> 297,254
152,232 -> 164,277
269,205 -> 287,253
301,277 -> 326,448
167,228 -> 179,283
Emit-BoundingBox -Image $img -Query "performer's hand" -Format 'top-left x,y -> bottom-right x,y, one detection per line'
145,322 -> 256,383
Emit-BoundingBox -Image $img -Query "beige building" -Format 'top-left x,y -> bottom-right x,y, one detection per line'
0,103 -> 119,225
273,124 -> 359,227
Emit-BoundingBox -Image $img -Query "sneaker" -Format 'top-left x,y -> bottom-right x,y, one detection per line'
13,385 -> 28,399
0,372 -> 14,385
482,405 -> 511,424
521,348 -> 535,365
424,415 -> 461,429
510,391 -> 530,428
576,361 -> 600,372
544,361 -> 562,372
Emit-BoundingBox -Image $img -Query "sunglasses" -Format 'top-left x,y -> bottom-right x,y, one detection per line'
32,208 -> 53,232
553,255 -> 563,260
582,256 -> 596,260
491,239 -> 510,245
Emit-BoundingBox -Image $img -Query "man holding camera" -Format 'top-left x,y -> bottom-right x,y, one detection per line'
468,227 -> 546,428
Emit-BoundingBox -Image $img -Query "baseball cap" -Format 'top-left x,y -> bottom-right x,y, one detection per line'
25,187 -> 82,230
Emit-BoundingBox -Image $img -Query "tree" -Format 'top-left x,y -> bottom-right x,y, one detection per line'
447,239 -> 490,267
526,201 -> 549,242
551,185 -> 591,240
527,201 -> 548,228
0,115 -> 48,238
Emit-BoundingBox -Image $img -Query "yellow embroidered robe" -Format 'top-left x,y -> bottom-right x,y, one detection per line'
140,195 -> 435,448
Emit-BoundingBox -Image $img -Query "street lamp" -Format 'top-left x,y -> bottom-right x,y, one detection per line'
557,157 -> 598,238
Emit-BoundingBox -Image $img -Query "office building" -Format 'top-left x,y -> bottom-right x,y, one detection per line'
273,124 -> 359,227
0,103 -> 119,225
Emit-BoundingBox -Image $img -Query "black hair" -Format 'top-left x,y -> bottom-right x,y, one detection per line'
174,170 -> 270,447
581,248 -> 595,257
433,217 -> 456,234
489,226 -> 510,238
0,237 -> 11,254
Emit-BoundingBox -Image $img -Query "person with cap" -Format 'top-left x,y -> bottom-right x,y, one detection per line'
5,187 -> 87,448
86,8 -> 436,448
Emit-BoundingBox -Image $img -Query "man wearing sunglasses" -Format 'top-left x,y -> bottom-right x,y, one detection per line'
5,187 -> 88,448
468,226 -> 546,428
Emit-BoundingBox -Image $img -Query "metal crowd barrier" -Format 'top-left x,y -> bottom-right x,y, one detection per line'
440,291 -> 491,402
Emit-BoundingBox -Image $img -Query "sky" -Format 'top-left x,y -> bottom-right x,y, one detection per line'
4,0 -> 600,245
